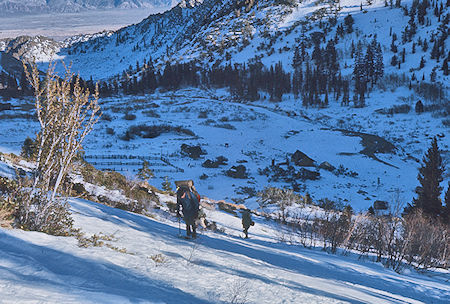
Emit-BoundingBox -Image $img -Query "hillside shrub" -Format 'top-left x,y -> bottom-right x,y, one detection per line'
2,178 -> 74,236
106,127 -> 115,135
375,104 -> 411,115
121,124 -> 195,141
124,113 -> 137,120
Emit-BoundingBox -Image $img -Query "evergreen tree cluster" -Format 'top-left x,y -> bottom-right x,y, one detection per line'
352,38 -> 384,107
392,0 -> 449,75
104,57 -> 292,102
0,71 -> 32,97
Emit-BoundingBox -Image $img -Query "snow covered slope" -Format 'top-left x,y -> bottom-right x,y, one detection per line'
0,196 -> 449,303
45,0 -> 449,85
1,89 -> 448,210
0,0 -> 448,210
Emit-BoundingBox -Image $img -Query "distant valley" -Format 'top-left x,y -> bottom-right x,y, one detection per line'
0,7 -> 168,40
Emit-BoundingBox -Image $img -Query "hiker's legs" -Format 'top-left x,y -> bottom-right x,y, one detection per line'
243,227 -> 249,238
192,224 -> 197,238
186,224 -> 192,236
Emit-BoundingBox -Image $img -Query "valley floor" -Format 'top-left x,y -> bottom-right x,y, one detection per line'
0,7 -> 168,41
0,196 -> 449,303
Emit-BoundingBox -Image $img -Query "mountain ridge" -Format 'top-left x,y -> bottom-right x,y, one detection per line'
0,0 -> 175,15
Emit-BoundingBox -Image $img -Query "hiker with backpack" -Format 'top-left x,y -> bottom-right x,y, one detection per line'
241,209 -> 254,239
176,180 -> 200,238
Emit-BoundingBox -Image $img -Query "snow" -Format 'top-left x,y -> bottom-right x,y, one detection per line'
0,196 -> 449,303
0,1 -> 449,302
0,86 -> 448,211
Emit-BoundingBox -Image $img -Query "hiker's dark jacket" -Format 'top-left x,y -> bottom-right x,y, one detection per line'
176,187 -> 200,225
242,210 -> 253,229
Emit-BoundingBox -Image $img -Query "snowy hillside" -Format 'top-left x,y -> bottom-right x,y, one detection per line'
0,0 -> 449,302
48,0 -> 449,84
0,88 -> 448,210
0,0 -> 448,209
1,193 -> 449,303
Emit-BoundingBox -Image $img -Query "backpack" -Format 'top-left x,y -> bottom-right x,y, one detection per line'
179,187 -> 199,216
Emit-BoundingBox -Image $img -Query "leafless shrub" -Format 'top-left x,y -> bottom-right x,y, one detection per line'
403,211 -> 450,270
257,187 -> 300,223
150,253 -> 169,266
317,205 -> 353,253
18,61 -> 100,235
186,242 -> 200,265
14,190 -> 74,236
227,279 -> 250,304
345,202 -> 449,272
289,208 -> 318,248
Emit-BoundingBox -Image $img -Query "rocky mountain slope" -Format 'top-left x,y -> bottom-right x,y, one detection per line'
50,0 -> 448,84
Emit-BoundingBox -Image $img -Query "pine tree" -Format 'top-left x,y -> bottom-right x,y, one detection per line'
344,14 -> 354,33
419,56 -> 426,69
443,58 -> 449,76
373,42 -> 384,83
391,54 -> 398,66
137,160 -> 154,180
410,137 -> 445,218
417,0 -> 427,24
415,100 -> 424,113
292,68 -> 302,98
364,43 -> 375,84
408,9 -> 417,39
162,176 -> 173,192
292,46 -> 302,70
390,36 -> 398,53
325,39 -> 339,76
21,137 -> 36,160
422,39 -> 428,52
312,42 -> 322,68
431,40 -> 440,59
353,42 -> 367,106
350,40 -> 355,58
443,182 -> 450,224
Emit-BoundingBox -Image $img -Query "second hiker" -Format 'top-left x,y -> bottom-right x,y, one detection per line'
241,209 -> 254,238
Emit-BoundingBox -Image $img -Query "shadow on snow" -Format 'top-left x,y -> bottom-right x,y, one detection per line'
0,231 -> 211,303
69,199 -> 449,303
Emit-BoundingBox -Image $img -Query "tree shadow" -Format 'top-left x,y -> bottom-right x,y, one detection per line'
198,234 -> 449,303
196,259 -> 366,304
0,231 -> 211,303
68,199 -> 449,303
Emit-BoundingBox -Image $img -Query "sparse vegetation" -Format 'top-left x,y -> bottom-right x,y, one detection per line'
121,124 -> 195,141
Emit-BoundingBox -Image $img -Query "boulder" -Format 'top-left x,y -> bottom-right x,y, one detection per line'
181,144 -> 207,159
226,165 -> 248,179
202,156 -> 228,168
291,150 -> 315,167
319,161 -> 336,172
295,168 -> 320,180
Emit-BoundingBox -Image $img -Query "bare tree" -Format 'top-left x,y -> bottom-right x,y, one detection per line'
17,61 -> 101,234
403,210 -> 450,269
258,187 -> 300,223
